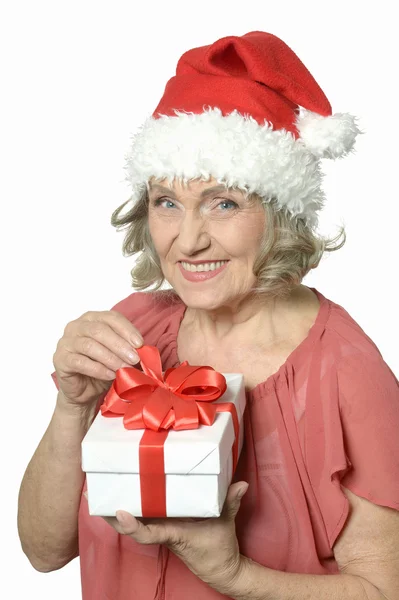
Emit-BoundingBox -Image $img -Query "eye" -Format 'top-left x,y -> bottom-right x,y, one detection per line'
152,198 -> 177,209
216,199 -> 238,211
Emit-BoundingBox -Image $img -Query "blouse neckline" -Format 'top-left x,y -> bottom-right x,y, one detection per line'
167,287 -> 331,396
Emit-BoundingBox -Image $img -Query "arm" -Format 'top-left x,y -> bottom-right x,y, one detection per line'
228,486 -> 399,600
104,485 -> 399,600
17,392 -> 98,572
18,308 -> 144,572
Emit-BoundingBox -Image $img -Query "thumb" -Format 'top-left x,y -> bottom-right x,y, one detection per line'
222,482 -> 249,521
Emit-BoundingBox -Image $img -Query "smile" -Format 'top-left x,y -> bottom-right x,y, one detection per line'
180,261 -> 229,272
178,260 -> 229,282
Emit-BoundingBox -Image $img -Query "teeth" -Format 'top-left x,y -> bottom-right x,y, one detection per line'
181,261 -> 228,273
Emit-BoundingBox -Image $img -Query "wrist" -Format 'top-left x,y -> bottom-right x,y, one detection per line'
218,555 -> 255,599
55,393 -> 98,428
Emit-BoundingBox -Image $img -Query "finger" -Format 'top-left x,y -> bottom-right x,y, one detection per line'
102,515 -> 127,535
73,321 -> 141,365
60,350 -> 117,381
68,336 -> 137,372
221,482 -> 249,522
115,511 -> 172,545
82,311 -> 144,347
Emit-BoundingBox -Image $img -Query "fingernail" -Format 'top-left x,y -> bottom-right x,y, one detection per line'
116,510 -> 128,525
127,350 -> 139,363
237,484 -> 249,500
131,335 -> 144,347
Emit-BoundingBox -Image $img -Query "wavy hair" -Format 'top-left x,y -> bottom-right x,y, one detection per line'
111,187 -> 345,299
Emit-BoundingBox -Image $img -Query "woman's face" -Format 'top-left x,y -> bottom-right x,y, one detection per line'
147,177 -> 266,310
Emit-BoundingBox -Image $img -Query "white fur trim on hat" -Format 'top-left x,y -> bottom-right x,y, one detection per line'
124,107 -> 344,229
296,108 -> 361,159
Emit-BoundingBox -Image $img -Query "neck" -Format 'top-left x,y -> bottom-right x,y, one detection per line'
183,286 -> 301,344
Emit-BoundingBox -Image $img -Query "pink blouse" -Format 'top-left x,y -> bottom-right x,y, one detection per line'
53,287 -> 399,599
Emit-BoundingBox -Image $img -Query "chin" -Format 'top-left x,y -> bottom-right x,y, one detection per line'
172,285 -> 226,310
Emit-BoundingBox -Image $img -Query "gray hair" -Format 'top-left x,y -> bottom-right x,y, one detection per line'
111,189 -> 345,299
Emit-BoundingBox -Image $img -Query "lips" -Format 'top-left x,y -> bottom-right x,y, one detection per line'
177,260 -> 229,282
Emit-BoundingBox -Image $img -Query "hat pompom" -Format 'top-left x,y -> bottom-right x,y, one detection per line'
296,109 -> 361,159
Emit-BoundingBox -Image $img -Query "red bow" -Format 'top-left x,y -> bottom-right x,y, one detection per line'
101,345 -> 227,431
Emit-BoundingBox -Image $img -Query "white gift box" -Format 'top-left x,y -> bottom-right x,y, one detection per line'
82,373 -> 246,518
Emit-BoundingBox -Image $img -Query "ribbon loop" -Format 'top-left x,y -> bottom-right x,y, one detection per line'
101,345 -> 227,431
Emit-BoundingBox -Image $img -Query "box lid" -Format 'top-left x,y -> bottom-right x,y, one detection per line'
82,373 -> 245,475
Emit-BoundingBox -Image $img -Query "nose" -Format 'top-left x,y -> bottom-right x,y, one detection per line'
177,210 -> 211,256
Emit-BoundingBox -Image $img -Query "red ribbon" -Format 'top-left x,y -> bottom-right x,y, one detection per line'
100,346 -> 240,516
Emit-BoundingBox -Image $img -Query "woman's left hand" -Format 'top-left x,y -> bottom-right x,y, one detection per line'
101,481 -> 248,594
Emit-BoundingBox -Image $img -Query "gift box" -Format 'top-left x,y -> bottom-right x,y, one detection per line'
81,347 -> 246,518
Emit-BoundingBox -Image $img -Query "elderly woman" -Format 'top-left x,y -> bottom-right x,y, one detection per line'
18,31 -> 399,600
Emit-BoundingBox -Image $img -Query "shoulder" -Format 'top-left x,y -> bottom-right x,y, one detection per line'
318,292 -> 398,400
319,293 -> 395,376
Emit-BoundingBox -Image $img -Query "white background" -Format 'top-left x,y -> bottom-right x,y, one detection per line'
1,0 -> 398,597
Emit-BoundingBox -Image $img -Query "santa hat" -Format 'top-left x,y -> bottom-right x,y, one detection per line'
125,31 -> 360,229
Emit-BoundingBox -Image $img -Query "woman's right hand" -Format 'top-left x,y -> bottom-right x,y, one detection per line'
53,310 -> 143,409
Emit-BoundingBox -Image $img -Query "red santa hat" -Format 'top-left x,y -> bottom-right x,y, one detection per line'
125,31 -> 360,229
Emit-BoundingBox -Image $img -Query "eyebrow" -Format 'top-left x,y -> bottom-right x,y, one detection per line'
148,183 -> 232,199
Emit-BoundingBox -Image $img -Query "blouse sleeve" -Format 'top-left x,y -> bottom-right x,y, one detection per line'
337,351 -> 399,510
307,349 -> 399,550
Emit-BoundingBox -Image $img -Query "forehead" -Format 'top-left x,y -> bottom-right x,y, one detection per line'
147,176 -> 248,198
